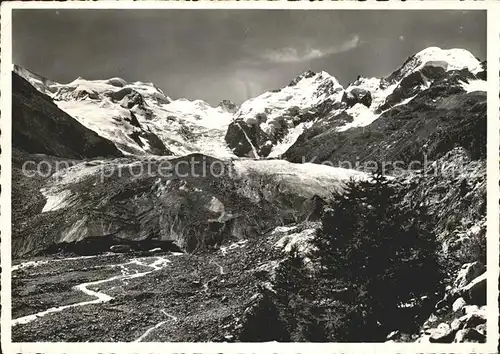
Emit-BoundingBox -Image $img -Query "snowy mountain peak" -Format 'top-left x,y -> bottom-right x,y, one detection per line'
387,47 -> 483,84
226,69 -> 345,158
288,69 -> 341,89
234,69 -> 343,124
52,77 -> 172,106
413,47 -> 482,74
14,44 -> 486,162
288,69 -> 316,86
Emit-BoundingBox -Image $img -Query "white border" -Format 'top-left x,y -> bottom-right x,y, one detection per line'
1,2 -> 499,354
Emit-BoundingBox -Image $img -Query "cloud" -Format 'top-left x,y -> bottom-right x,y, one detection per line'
260,35 -> 360,63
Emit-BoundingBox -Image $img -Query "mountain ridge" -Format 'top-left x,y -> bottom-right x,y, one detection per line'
14,46 -> 486,161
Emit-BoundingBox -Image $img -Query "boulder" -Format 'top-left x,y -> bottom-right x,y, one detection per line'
454,261 -> 486,288
450,318 -> 463,332
475,323 -> 486,336
462,304 -> 479,316
110,244 -> 132,253
454,328 -> 486,343
452,297 -> 467,313
429,323 -> 455,343
460,313 -> 486,329
461,272 -> 486,306
423,313 -> 439,328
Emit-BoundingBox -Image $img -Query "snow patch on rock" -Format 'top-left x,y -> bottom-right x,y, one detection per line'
460,79 -> 488,93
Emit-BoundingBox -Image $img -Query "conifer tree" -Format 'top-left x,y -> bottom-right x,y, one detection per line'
310,168 -> 443,340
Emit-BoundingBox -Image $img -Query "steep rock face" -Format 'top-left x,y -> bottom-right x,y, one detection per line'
378,66 -> 479,112
12,154 -> 366,258
12,72 -> 122,159
373,47 -> 485,112
13,64 -> 60,96
52,79 -> 173,156
377,66 -> 442,112
224,120 -> 271,158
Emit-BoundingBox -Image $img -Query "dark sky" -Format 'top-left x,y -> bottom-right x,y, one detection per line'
13,10 -> 486,105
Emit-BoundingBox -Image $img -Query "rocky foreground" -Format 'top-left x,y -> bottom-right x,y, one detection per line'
11,224 -> 487,343
411,261 -> 487,343
12,227 -> 308,342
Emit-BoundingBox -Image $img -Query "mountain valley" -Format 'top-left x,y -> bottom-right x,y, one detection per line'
11,46 -> 488,343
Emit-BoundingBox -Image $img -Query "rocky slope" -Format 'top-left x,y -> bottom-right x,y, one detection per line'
412,260 -> 487,343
